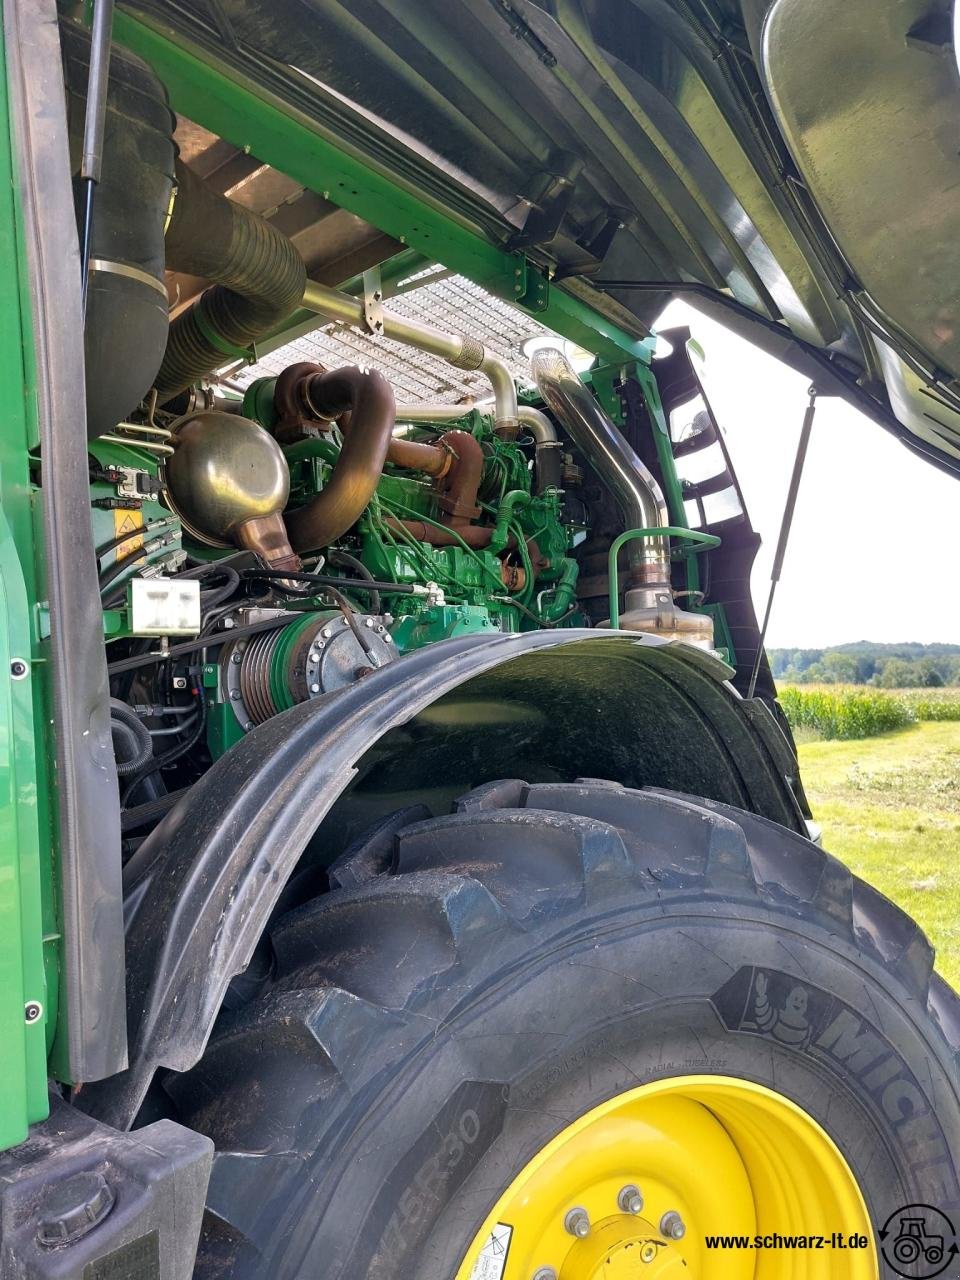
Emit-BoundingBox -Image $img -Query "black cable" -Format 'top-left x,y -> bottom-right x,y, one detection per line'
241,568 -> 418,596
492,597 -> 581,628
199,565 -> 241,612
95,517 -> 177,565
107,612 -> 304,676
99,540 -> 162,594
122,679 -> 207,802
327,550 -> 381,614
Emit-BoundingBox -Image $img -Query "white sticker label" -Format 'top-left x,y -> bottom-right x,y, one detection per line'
468,1223 -> 514,1280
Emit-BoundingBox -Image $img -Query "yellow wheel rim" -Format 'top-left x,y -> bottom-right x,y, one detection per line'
456,1075 -> 878,1279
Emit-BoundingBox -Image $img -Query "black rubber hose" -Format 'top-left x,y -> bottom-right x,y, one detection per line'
328,550 -> 381,614
95,517 -> 176,565
123,680 -> 206,801
61,18 -> 176,437
109,698 -> 153,776
156,159 -> 306,399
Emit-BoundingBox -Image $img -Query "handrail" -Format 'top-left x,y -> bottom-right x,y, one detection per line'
608,527 -> 721,629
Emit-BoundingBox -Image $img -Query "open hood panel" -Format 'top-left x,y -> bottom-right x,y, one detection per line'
120,0 -> 960,473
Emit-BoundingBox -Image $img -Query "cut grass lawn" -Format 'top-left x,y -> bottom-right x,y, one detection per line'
798,720 -> 959,988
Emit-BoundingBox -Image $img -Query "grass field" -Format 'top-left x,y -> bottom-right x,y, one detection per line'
798,721 -> 960,987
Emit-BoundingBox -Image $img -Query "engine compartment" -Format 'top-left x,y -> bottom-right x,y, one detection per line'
54,14 -> 767,849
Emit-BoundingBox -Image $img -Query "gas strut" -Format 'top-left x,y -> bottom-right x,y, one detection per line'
78,0 -> 115,315
747,385 -> 818,699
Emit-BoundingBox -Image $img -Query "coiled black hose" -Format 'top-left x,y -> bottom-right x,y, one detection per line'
156,159 -> 306,399
109,697 -> 153,776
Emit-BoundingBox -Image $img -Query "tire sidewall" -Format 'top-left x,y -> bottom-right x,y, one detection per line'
272,898 -> 960,1279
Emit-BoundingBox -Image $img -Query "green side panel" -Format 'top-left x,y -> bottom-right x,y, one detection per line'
112,12 -> 652,364
0,14 -> 55,1143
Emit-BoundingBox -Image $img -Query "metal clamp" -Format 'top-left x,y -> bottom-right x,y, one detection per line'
362,266 -> 385,335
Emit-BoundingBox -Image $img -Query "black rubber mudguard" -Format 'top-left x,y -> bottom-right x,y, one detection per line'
80,631 -> 805,1126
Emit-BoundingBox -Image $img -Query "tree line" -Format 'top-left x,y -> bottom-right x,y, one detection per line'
769,642 -> 960,687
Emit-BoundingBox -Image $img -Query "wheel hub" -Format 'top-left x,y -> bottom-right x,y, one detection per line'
557,1216 -> 687,1279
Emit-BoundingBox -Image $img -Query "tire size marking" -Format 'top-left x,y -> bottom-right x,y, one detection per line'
468,1223 -> 513,1280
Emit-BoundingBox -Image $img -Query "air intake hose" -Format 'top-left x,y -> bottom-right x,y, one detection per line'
61,19 -> 176,438
156,159 -> 306,399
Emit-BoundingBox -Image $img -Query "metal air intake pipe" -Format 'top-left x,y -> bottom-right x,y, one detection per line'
395,402 -> 562,492
300,280 -> 520,438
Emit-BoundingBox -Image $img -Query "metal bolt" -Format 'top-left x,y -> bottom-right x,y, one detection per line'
364,617 -> 375,628
618,1184 -> 644,1215
244,722 -> 253,731
660,1211 -> 685,1240
230,690 -> 240,700
532,1270 -> 557,1280
564,1207 -> 590,1238
231,653 -> 241,664
24,1001 -> 42,1024
310,683 -> 320,694
10,659 -> 28,680
172,676 -> 187,690
321,628 -> 331,639
640,1243 -> 657,1264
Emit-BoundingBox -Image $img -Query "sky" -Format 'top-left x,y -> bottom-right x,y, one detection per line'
656,301 -> 960,649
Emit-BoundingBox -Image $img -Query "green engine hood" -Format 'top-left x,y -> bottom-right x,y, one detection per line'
119,0 -> 960,475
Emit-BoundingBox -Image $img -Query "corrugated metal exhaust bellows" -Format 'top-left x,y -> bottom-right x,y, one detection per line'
60,19 -> 176,438
157,159 -> 306,399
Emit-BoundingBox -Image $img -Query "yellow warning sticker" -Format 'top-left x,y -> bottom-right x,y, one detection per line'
113,507 -> 144,560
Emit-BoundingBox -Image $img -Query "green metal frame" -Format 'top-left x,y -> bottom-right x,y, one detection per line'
112,10 -> 653,365
0,14 -> 56,1145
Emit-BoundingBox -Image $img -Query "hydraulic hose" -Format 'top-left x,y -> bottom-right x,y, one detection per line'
156,159 -> 306,398
109,698 -> 153,776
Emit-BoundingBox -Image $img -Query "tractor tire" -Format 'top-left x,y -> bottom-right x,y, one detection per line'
167,780 -> 960,1279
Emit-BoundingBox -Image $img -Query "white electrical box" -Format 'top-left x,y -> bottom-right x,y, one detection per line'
128,577 -> 202,636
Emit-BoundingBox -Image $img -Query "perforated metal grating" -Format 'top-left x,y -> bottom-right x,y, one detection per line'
224,269 -> 558,404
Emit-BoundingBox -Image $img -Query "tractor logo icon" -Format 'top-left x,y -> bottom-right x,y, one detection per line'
880,1204 -> 957,1278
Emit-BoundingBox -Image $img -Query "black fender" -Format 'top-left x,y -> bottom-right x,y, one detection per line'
81,631 -> 805,1126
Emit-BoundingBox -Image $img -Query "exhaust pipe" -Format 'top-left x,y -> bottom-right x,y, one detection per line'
531,348 -> 713,646
531,348 -> 670,590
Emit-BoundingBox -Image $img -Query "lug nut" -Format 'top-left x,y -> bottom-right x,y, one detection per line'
564,1207 -> 590,1238
618,1184 -> 643,1215
660,1211 -> 685,1240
